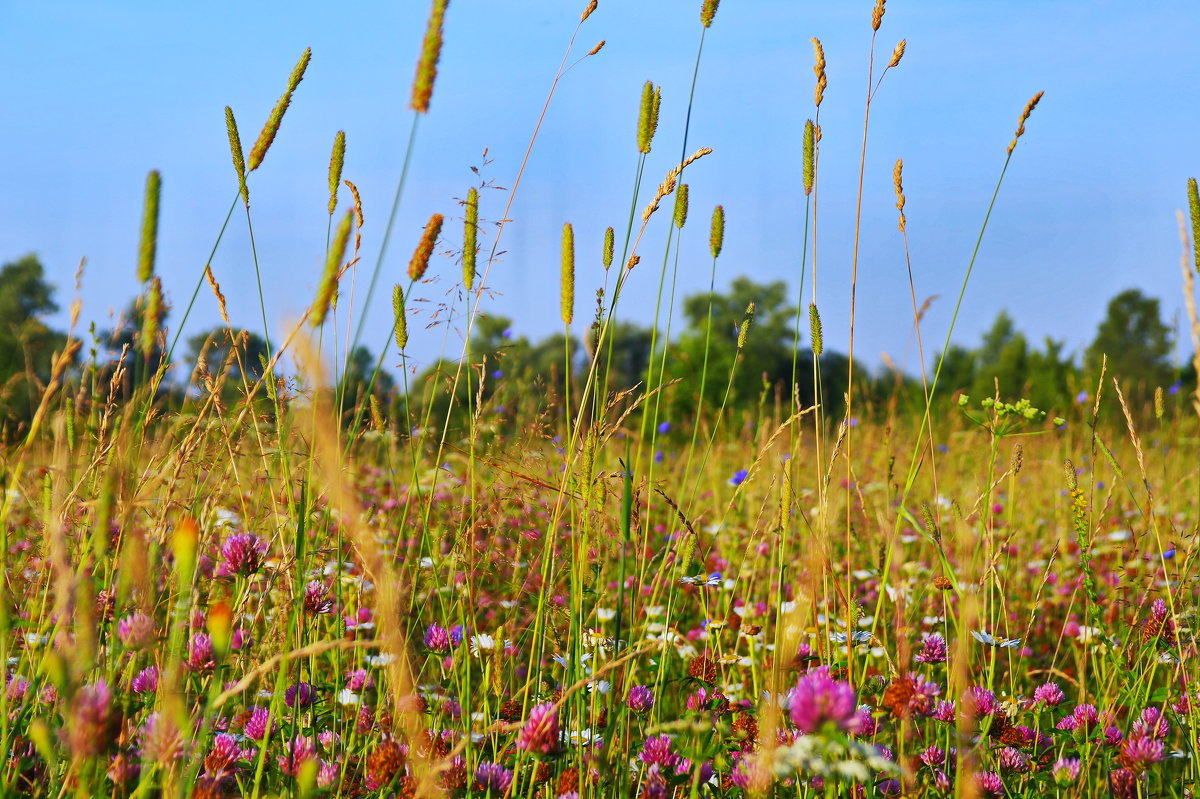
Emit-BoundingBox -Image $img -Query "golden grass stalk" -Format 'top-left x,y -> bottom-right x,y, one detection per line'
463,187 -> 479,290
888,39 -> 907,68
311,210 -> 353,327
393,283 -> 409,350
560,223 -> 576,325
636,81 -> 662,154
893,158 -> 907,232
409,213 -> 444,281
701,0 -> 720,27
137,170 -> 161,283
1007,90 -> 1045,156
141,277 -> 163,358
204,265 -> 229,325
811,38 -> 827,107
803,120 -> 816,196
248,48 -> 312,172
674,183 -> 689,230
224,107 -> 248,205
603,226 -> 615,270
1187,177 -> 1200,273
710,205 -> 725,258
328,131 -> 346,215
587,40 -> 606,56
411,0 -> 450,113
641,147 -> 712,223
737,302 -> 755,350
626,254 -> 641,271
345,179 -> 364,228
581,0 -> 598,21
872,0 -> 886,31
809,302 -> 823,356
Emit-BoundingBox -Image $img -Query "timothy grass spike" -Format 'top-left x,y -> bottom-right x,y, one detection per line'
409,213 -> 444,281
141,277 -> 163,359
701,0 -> 720,27
248,48 -> 312,172
1187,177 -> 1200,273
737,302 -> 755,350
893,158 -> 906,232
224,107 -> 248,205
137,170 -> 161,283
463,187 -> 479,290
1007,90 -> 1045,156
710,205 -> 725,259
311,209 -> 353,327
809,302 -> 823,356
411,0 -> 450,113
393,283 -> 409,351
603,226 -> 615,270
561,222 -> 575,325
636,81 -> 662,154
328,131 -> 346,215
803,121 -> 816,196
674,183 -> 689,230
811,38 -> 827,107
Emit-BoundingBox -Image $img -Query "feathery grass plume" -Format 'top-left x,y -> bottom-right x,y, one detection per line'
737,302 -> 755,349
587,40 -> 606,56
393,284 -> 409,350
700,0 -> 720,27
636,81 -> 662,154
1006,90 -> 1045,156
248,48 -> 312,172
311,210 -> 353,327
809,302 -> 823,356
871,0 -> 886,31
224,107 -> 248,205
674,183 -> 690,229
581,0 -> 598,21
411,0 -> 449,113
204,265 -> 229,325
1187,177 -> 1200,273
137,170 -> 161,283
409,213 -> 444,281
141,277 -> 163,358
893,158 -> 906,232
811,38 -> 827,107
802,121 -> 816,196
602,226 -> 615,270
463,187 -> 479,290
328,131 -> 346,215
561,223 -> 575,325
888,39 -> 907,68
710,205 -> 725,258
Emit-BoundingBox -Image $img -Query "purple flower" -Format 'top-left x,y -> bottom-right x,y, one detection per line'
931,700 -> 956,723
277,736 -> 317,777
139,713 -> 182,762
1132,706 -> 1169,739
1052,757 -> 1081,786
67,680 -> 114,757
920,745 -> 945,768
729,469 -> 749,486
975,771 -> 1004,797
640,735 -> 681,769
243,706 -> 273,741
627,684 -> 655,714
346,669 -> 375,692
424,623 -> 451,653
217,533 -> 269,577
1120,735 -> 1165,766
204,733 -> 244,776
116,611 -> 157,650
657,421 -> 671,434
131,666 -> 159,694
186,633 -> 216,672
303,581 -> 333,615
1110,768 -> 1142,799
964,686 -> 997,717
914,633 -> 947,664
1032,681 -> 1064,707
516,703 -> 559,754
998,747 -> 1029,773
788,667 -> 859,734
285,682 -> 317,708
473,761 -> 513,793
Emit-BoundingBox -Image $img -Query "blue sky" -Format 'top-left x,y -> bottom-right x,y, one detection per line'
2,1 -> 1198,380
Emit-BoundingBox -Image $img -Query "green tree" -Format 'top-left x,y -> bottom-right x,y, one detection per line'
970,311 -> 1029,400
0,255 -> 70,431
1085,288 -> 1172,398
1026,337 -> 1073,411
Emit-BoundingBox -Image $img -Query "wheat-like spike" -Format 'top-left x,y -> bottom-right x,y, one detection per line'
328,131 -> 346,215
809,302 -> 823,356
587,41 -> 605,56
463,187 -> 479,291
311,210 -> 353,327
803,121 -> 816,197
603,226 -> 615,271
393,283 -> 409,351
224,107 -> 248,205
137,170 -> 161,283
409,213 -> 444,281
636,82 -> 662,155
204,265 -> 229,325
141,277 -> 163,359
641,147 -> 713,223
811,38 -> 827,107
411,0 -> 449,113
248,48 -> 311,172
700,0 -> 720,27
1007,91 -> 1045,156
710,205 -> 725,259
893,158 -> 907,232
561,223 -> 575,325
344,180 -> 364,229
674,183 -> 689,230
1187,177 -> 1200,274
888,39 -> 906,68
581,0 -> 597,21
871,0 -> 886,31
737,303 -> 755,350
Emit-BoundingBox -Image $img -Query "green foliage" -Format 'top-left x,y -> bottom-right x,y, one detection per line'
0,254 -> 69,431
1084,288 -> 1172,398
185,327 -> 273,404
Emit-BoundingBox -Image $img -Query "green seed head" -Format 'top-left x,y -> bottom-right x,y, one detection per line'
463,188 -> 479,290
674,184 -> 689,229
137,170 -> 161,283
224,107 -> 248,205
808,303 -> 823,356
311,209 -> 353,327
328,131 -> 346,215
1187,177 -> 1200,273
560,222 -> 575,325
393,283 -> 409,350
636,81 -> 661,154
709,205 -> 725,258
700,0 -> 720,27
803,120 -> 816,197
603,226 -> 614,270
737,302 -> 755,349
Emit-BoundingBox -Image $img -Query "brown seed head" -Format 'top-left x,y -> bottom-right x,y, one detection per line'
1007,90 -> 1045,156
888,39 -> 906,68
581,0 -> 597,21
411,0 -> 450,113
409,213 -> 444,281
701,0 -> 720,27
871,0 -> 886,31
893,158 -> 906,232
248,48 -> 311,172
587,40 -> 605,56
811,38 -> 827,107
204,265 -> 229,325
344,180 -> 364,228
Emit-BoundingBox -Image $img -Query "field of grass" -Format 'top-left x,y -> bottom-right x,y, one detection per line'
4,1 -> 1200,797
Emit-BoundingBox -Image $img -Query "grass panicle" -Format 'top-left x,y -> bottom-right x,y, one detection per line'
463,187 -> 479,290
893,157 -> 906,232
581,0 -> 598,22
809,302 -> 824,356
140,277 -> 163,358
393,283 -> 409,351
328,131 -> 346,215
224,107 -> 248,205
136,170 -> 161,283
674,183 -> 690,230
872,0 -> 886,31
561,222 -> 575,325
888,39 -> 906,68
1187,177 -> 1200,273
812,38 -> 827,107
636,81 -> 662,154
803,120 -> 816,196
248,47 -> 312,172
411,0 -> 450,113
701,0 -> 720,27
710,204 -> 725,258
603,226 -> 615,270
311,209 -> 353,327
1007,90 -> 1045,155
409,213 -> 444,281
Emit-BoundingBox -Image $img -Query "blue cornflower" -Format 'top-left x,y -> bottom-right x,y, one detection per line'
730,469 -> 748,486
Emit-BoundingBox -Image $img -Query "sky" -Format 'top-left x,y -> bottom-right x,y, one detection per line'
2,1 -> 1198,382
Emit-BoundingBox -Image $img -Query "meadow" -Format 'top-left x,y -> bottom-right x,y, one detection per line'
3,1 -> 1200,797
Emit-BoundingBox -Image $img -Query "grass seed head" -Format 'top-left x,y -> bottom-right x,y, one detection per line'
581,0 -> 598,22
803,120 -> 816,196
328,131 -> 346,215
561,222 -> 575,325
1007,90 -> 1045,156
872,0 -> 886,31
140,277 -> 163,358
1187,177 -> 1200,273
701,0 -> 720,27
811,38 -> 827,107
636,81 -> 662,154
248,48 -> 311,172
587,40 -> 606,56
464,187 -> 479,290
888,39 -> 906,68
224,107 -> 248,205
311,209 -> 353,327
409,213 -> 444,281
809,302 -> 823,356
411,0 -> 450,113
674,183 -> 689,229
603,226 -> 614,271
137,170 -> 161,283
393,283 -> 409,350
893,158 -> 906,232
737,302 -> 755,349
710,205 -> 725,259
